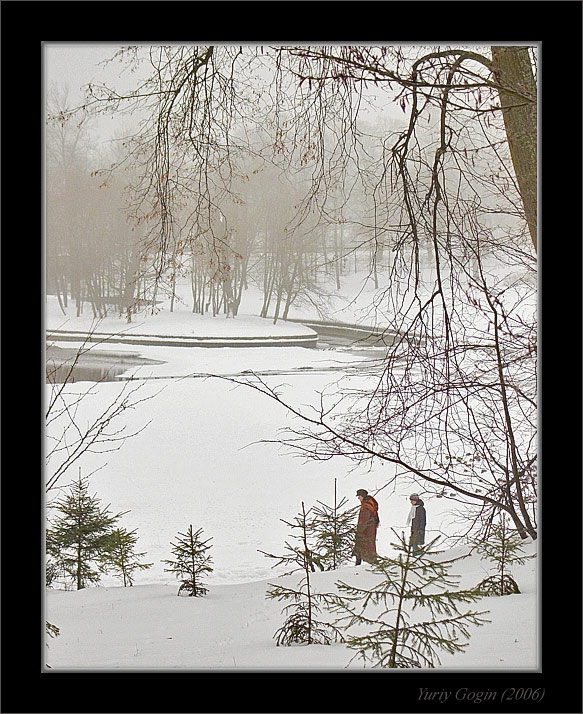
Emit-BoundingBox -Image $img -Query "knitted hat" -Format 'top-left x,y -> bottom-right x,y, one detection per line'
409,493 -> 420,500
356,489 -> 368,497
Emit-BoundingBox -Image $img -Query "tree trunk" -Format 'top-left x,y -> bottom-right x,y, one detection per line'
334,225 -> 341,290
261,253 -> 276,318
282,255 -> 300,320
491,46 -> 537,252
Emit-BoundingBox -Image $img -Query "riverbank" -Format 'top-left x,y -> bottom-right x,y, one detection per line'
45,297 -> 319,348
44,294 -> 387,383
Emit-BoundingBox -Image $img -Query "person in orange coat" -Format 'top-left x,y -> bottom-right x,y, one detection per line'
353,488 -> 380,565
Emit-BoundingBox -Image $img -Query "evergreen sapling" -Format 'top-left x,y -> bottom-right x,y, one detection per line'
329,530 -> 490,668
265,502 -> 344,646
162,525 -> 213,596
259,506 -> 324,574
100,527 -> 153,586
47,471 -> 127,590
474,516 -> 535,596
311,478 -> 358,570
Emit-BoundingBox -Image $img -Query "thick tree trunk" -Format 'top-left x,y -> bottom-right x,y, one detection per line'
491,46 -> 538,252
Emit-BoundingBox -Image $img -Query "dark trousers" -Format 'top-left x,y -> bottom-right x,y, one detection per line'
410,531 -> 424,555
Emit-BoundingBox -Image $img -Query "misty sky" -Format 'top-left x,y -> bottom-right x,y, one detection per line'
44,42 -> 407,143
44,43 -> 141,143
45,44 -> 120,99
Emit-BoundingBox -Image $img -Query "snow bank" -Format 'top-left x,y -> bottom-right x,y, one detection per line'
45,296 -> 318,340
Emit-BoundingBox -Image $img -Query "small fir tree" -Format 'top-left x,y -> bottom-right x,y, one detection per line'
100,527 -> 153,586
47,471 -> 126,590
311,479 -> 358,570
329,531 -> 490,668
162,525 -> 213,596
265,502 -> 344,646
474,516 -> 535,596
259,506 -> 324,575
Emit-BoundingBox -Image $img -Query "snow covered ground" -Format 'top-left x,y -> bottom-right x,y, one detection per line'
45,542 -> 537,671
44,277 -> 539,672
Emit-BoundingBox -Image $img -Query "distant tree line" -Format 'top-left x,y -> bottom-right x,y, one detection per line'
46,89 -> 145,321
47,80 -> 434,324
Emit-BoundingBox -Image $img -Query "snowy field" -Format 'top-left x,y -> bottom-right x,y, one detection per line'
44,276 -> 539,672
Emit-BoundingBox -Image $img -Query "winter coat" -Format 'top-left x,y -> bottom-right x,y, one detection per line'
354,495 -> 379,563
410,499 -> 426,546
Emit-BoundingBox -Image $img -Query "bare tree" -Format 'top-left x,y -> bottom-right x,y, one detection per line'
46,86 -> 147,321
274,45 -> 536,250
49,44 -> 537,538
269,45 -> 537,538
45,329 -> 157,492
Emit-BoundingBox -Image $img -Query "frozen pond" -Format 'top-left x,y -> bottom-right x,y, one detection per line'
45,345 -> 165,383
45,335 -> 389,383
